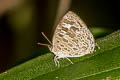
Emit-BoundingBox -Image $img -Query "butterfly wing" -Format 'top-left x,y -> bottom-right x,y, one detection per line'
52,11 -> 95,58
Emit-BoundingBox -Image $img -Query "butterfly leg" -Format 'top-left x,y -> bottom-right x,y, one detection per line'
95,43 -> 100,50
66,57 -> 73,64
54,56 -> 60,67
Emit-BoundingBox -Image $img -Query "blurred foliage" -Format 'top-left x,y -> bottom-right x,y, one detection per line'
90,27 -> 111,38
7,0 -> 37,67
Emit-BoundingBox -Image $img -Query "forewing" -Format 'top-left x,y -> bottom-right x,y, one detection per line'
52,11 -> 95,57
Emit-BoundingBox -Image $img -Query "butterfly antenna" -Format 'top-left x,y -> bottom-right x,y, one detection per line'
41,32 -> 52,45
37,42 -> 49,47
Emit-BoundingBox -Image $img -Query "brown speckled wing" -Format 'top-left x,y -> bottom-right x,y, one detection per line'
52,11 -> 95,57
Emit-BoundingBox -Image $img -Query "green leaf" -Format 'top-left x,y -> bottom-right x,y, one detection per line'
0,30 -> 120,80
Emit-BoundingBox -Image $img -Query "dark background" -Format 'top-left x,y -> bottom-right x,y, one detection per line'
0,0 -> 120,73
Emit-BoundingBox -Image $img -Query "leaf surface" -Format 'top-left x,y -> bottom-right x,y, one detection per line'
0,30 -> 120,80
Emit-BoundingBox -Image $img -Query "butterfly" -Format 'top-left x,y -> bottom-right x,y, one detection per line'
37,11 -> 100,67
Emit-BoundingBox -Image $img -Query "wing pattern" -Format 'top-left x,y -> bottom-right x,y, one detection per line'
52,11 -> 95,58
